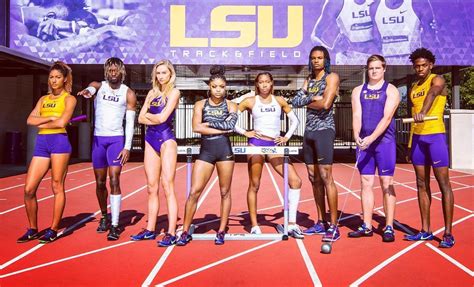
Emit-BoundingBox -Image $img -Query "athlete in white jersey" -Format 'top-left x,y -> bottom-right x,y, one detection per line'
234,72 -> 303,238
77,57 -> 137,241
372,0 -> 438,64
311,0 -> 378,64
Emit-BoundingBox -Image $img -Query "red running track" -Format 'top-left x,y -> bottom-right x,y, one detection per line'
0,161 -> 472,286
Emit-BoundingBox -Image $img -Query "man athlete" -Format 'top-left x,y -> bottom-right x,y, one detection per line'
404,48 -> 454,248
78,57 -> 137,241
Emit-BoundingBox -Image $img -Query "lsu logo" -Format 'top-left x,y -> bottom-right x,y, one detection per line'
364,92 -> 380,100
206,109 -> 224,117
233,147 -> 246,154
260,106 -> 276,113
413,91 -> 425,99
308,86 -> 320,94
43,103 -> 56,108
382,16 -> 404,24
170,5 -> 303,48
352,10 -> 369,18
103,95 -> 119,102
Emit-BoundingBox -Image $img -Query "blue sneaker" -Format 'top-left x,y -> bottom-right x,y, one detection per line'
382,225 -> 395,242
214,231 -> 225,245
348,223 -> 373,238
303,221 -> 326,235
404,231 -> 434,241
17,228 -> 39,243
176,231 -> 192,246
322,224 -> 340,242
439,234 -> 455,248
130,229 -> 156,241
38,229 -> 58,244
158,233 -> 177,247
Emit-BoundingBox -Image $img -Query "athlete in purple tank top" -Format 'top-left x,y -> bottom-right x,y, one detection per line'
350,54 -> 400,242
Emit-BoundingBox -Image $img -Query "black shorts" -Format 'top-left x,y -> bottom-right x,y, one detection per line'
198,136 -> 234,164
303,129 -> 335,165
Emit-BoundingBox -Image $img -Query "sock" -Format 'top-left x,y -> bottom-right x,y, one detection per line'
288,188 -> 300,223
110,194 -> 121,226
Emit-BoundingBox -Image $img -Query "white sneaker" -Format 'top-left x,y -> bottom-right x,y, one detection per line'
288,224 -> 305,239
250,225 -> 262,234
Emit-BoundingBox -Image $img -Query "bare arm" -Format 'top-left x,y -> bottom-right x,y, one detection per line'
77,81 -> 102,99
307,73 -> 340,110
138,90 -> 154,125
27,96 -> 55,126
359,84 -> 400,149
144,89 -> 180,124
414,75 -> 445,122
351,85 -> 363,147
37,96 -> 77,129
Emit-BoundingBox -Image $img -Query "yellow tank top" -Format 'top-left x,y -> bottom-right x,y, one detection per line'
38,91 -> 69,134
410,73 -> 446,135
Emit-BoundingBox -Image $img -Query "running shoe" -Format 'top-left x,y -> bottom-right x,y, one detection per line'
288,224 -> 305,239
38,228 -> 58,243
214,231 -> 225,245
107,225 -> 120,241
97,216 -> 110,233
130,229 -> 156,241
439,233 -> 455,248
17,228 -> 39,243
322,224 -> 340,242
176,231 -> 192,246
303,221 -> 326,235
382,225 -> 395,242
158,233 -> 177,247
404,231 -> 433,241
250,226 -> 262,235
348,223 -> 373,238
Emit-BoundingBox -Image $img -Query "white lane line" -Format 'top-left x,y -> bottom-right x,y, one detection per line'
0,165 -> 144,215
142,245 -> 175,287
432,195 -> 473,213
425,243 -> 474,277
0,241 -> 135,278
141,171 -> 219,286
0,184 -> 148,270
266,163 -> 322,286
0,166 -> 93,192
155,240 -> 280,287
349,214 -> 474,286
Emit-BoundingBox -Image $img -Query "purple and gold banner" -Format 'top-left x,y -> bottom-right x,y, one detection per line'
9,0 -> 474,65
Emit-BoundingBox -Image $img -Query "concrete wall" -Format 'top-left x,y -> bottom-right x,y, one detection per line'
449,109 -> 474,170
0,76 -> 35,163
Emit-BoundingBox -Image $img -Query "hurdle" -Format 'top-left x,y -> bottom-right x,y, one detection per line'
177,146 -> 300,241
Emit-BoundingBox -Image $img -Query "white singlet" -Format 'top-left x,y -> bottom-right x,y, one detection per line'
252,95 -> 281,139
336,0 -> 374,43
375,0 -> 421,57
94,81 -> 129,136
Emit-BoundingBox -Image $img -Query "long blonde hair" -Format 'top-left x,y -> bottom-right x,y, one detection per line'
48,61 -> 73,94
151,59 -> 176,106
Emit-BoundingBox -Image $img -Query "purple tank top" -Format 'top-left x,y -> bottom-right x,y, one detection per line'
360,81 -> 395,143
147,96 -> 175,133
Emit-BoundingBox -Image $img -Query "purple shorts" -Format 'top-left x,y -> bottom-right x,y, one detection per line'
145,129 -> 176,154
33,134 -> 72,158
357,140 -> 396,176
248,138 -> 276,147
411,133 -> 449,167
92,136 -> 124,169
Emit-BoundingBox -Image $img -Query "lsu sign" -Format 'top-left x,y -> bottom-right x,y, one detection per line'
169,5 -> 303,48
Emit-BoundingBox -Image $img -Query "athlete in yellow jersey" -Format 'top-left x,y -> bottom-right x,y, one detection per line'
404,48 -> 454,248
18,61 -> 76,244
